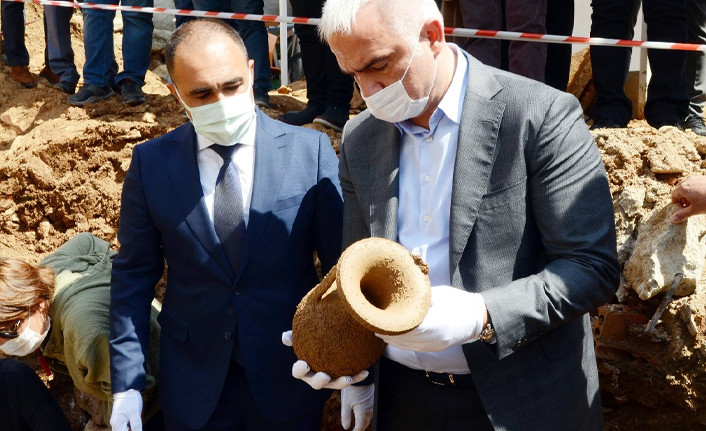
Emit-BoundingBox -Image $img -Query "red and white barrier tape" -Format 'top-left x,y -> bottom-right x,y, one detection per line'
7,0 -> 706,52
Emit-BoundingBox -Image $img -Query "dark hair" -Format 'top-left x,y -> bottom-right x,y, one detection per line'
165,19 -> 249,80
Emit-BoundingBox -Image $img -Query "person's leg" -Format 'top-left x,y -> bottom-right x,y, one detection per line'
1,1 -> 36,87
173,0 -> 196,27
459,0 -> 503,68
115,0 -> 153,105
44,4 -> 80,91
505,0 -> 547,82
69,0 -> 117,104
230,0 -> 271,106
642,0 -> 689,128
589,0 -> 639,127
376,358 -> 494,431
79,0 -> 116,87
544,0 -> 574,91
685,0 -> 706,118
0,0 -> 29,66
162,359 -> 323,431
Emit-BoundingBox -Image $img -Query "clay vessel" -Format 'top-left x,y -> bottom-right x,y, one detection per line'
292,237 -> 431,378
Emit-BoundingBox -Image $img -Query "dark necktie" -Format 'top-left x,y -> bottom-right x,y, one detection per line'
210,144 -> 246,275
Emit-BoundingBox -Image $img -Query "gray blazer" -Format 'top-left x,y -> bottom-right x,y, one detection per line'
338,51 -> 620,431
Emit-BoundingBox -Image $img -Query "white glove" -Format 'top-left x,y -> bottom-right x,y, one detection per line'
341,384 -> 374,431
282,330 -> 369,390
110,389 -> 143,431
376,285 -> 486,352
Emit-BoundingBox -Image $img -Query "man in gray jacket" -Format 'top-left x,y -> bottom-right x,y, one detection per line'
291,0 -> 620,430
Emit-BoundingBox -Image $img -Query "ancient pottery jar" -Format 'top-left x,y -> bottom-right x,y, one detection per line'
292,237 -> 431,378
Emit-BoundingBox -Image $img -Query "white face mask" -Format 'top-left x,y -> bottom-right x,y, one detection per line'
361,37 -> 438,123
0,316 -> 50,357
175,75 -> 256,145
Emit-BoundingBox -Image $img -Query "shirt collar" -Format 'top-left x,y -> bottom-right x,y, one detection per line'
395,43 -> 468,137
196,109 -> 258,152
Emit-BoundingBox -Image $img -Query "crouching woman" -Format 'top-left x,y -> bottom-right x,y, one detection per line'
0,233 -> 161,428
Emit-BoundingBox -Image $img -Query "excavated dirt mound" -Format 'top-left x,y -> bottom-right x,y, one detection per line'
3,6 -> 706,431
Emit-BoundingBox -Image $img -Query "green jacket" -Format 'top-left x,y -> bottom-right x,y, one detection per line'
40,233 -> 160,419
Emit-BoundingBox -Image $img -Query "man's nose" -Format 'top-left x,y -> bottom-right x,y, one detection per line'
357,79 -> 384,99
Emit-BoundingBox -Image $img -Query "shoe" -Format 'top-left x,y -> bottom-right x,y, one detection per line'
681,114 -> 706,136
39,66 -> 60,85
254,94 -> 272,110
277,104 -> 324,126
68,84 -> 115,106
54,81 -> 76,95
313,105 -> 349,132
590,118 -> 624,130
119,80 -> 146,106
10,65 -> 37,88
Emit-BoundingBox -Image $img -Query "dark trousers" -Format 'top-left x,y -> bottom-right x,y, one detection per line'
163,359 -> 323,431
590,0 -> 689,127
375,357 -> 494,431
460,0 -> 548,82
0,358 -> 72,431
289,0 -> 353,110
686,0 -> 706,116
545,0 -> 574,91
173,0 -> 196,27
44,5 -> 80,86
1,0 -> 29,66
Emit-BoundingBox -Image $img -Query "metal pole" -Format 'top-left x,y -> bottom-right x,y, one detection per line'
279,0 -> 289,86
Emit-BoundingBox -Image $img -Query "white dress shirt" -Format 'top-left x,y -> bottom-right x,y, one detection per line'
385,44 -> 476,374
195,114 -> 257,226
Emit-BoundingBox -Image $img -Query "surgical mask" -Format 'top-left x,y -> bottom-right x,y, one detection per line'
0,316 -> 50,357
175,75 -> 256,145
361,38 -> 438,123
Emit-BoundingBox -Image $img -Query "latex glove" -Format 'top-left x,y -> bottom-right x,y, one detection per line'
671,176 -> 706,223
110,389 -> 143,431
341,384 -> 374,431
376,285 -> 486,352
282,330 -> 369,390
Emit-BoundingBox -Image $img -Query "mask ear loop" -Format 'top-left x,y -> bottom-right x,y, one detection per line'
399,23 -> 426,83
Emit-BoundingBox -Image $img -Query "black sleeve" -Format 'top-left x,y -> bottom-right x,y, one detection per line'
0,359 -> 72,431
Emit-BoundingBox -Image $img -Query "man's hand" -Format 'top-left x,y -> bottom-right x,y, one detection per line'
341,384 -> 374,431
282,331 -> 369,390
375,285 -> 486,352
672,176 -> 706,223
110,389 -> 143,431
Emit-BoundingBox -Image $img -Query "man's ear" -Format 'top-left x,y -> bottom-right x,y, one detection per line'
423,18 -> 445,55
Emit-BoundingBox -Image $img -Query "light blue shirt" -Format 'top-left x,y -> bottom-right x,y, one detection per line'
386,44 -> 473,374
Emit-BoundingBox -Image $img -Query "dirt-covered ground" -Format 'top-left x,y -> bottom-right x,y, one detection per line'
3,6 -> 706,431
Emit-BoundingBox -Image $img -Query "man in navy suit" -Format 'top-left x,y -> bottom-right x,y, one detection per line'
108,19 -> 343,430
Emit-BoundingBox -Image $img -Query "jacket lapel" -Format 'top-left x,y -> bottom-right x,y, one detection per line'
449,53 -> 505,282
234,110 -> 290,283
369,122 -> 401,241
161,123 -> 234,278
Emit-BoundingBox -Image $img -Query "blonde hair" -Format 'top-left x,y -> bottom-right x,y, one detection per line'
319,0 -> 443,46
0,258 -> 55,324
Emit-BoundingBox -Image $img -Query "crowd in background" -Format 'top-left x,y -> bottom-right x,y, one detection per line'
1,0 -> 705,134
1,1 -> 706,430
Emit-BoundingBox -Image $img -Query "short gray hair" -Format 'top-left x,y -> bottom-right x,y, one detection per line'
318,0 -> 443,46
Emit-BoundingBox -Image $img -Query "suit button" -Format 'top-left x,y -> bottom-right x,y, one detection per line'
233,288 -> 241,295
224,331 -> 233,341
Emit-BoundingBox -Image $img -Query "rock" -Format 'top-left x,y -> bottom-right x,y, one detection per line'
624,203 -> 706,300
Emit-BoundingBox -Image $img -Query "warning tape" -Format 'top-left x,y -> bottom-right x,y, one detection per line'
6,0 -> 706,52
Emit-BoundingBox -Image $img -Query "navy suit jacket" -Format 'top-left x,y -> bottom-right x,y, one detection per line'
109,110 -> 341,428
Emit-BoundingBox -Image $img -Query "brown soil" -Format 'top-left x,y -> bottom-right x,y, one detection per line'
2,6 -> 706,431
